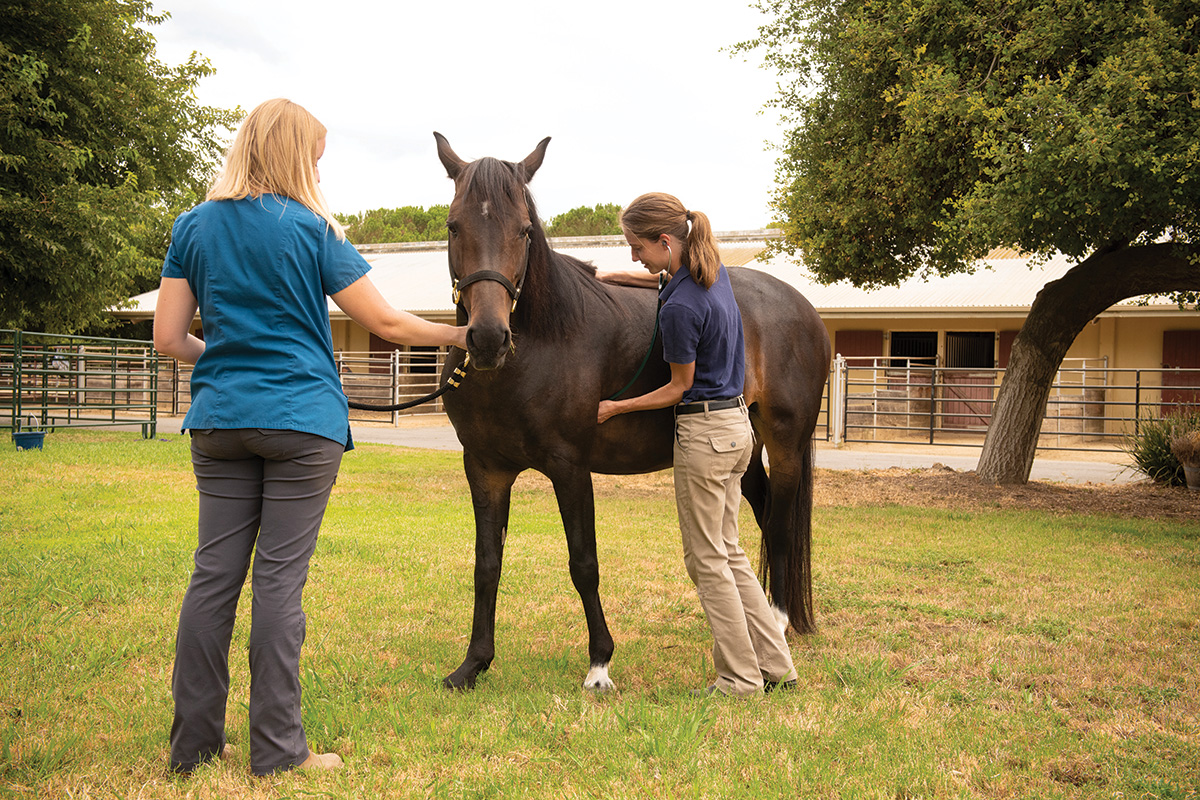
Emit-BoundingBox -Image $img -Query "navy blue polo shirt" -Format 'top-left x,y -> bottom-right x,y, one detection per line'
658,264 -> 745,404
161,194 -> 372,447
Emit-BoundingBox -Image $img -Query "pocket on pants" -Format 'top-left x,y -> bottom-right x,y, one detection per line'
704,420 -> 751,479
709,431 -> 746,453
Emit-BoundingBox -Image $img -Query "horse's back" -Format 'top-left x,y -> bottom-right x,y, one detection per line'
730,267 -> 830,436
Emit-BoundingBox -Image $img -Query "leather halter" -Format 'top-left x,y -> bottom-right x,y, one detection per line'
450,234 -> 530,313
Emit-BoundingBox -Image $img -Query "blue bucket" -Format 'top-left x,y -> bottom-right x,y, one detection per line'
13,431 -> 45,451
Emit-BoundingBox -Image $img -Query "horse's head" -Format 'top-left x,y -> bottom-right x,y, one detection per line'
435,132 -> 549,371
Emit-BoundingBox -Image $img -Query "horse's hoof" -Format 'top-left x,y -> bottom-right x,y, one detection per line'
442,672 -> 477,692
583,663 -> 615,694
772,606 -> 790,636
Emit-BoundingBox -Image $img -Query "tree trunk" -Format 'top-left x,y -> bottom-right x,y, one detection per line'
977,243 -> 1200,484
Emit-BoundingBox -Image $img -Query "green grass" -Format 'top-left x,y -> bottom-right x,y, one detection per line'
1,430 -> 1197,799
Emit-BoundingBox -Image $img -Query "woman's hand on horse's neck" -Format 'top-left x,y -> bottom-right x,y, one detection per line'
596,270 -> 660,289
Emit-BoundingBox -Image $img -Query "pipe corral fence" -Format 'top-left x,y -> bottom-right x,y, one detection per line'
2,329 -> 159,438
6,329 -> 1198,453
828,355 -> 1200,452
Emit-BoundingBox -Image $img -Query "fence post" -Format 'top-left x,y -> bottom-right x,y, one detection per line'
1134,369 -> 1142,435
12,330 -> 21,430
928,366 -> 939,445
391,349 -> 401,426
829,355 -> 846,446
147,348 -> 157,439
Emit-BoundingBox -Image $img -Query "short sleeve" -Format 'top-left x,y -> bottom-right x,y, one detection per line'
319,231 -> 372,296
660,302 -> 702,366
161,216 -> 188,279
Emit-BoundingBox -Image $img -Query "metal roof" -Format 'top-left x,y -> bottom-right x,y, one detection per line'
114,234 -> 1180,320
753,250 -> 1078,316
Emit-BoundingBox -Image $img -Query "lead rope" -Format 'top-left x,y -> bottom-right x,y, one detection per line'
347,353 -> 470,412
607,272 -> 667,401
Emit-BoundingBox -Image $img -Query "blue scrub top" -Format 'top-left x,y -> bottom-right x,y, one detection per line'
161,194 -> 372,448
658,263 -> 746,404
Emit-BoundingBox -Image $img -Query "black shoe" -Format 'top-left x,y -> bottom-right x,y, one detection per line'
764,679 -> 797,694
690,685 -> 720,698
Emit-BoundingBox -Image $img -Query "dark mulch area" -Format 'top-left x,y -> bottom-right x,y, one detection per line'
813,464 -> 1197,523
591,465 -> 1196,523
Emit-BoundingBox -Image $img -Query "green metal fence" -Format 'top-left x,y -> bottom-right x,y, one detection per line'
1,329 -> 158,439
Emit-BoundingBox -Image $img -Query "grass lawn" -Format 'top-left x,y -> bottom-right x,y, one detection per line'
0,430 -> 1197,799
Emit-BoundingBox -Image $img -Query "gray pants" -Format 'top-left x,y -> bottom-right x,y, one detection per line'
169,429 -> 343,775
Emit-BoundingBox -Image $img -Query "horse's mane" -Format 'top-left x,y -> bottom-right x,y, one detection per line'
460,157 -> 623,340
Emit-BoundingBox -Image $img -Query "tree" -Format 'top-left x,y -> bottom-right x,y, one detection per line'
337,205 -> 450,244
544,203 -> 623,238
0,0 -> 238,333
737,0 -> 1200,483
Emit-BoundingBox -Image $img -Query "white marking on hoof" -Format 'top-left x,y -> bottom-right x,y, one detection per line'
583,664 -> 615,693
772,607 -> 789,636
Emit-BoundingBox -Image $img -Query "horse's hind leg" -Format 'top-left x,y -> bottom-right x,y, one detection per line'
762,437 -> 816,636
550,466 -> 615,692
444,453 -> 520,691
741,444 -> 789,634
742,443 -> 770,541
748,410 -> 817,636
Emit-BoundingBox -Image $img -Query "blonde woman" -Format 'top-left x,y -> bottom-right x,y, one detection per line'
154,98 -> 465,775
597,192 -> 797,697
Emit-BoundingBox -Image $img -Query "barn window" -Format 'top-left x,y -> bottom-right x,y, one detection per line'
946,332 -> 995,369
890,331 -> 937,368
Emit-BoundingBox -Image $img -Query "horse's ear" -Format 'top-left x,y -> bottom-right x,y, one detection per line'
434,132 -> 466,180
519,137 -> 551,182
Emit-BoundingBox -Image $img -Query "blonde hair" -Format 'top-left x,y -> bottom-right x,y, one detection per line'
208,98 -> 345,239
620,192 -> 721,289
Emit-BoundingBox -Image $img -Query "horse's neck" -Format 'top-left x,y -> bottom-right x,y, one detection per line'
514,247 -> 599,340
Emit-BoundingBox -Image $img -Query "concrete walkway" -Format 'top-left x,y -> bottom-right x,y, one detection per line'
147,416 -> 1135,485
348,421 -> 1134,485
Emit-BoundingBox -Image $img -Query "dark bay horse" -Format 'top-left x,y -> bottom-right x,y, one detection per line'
433,133 -> 830,691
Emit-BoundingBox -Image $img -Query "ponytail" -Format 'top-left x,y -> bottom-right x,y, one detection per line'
682,209 -> 720,290
621,193 -> 722,289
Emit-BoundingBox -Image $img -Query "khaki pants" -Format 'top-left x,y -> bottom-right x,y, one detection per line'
673,404 -> 797,696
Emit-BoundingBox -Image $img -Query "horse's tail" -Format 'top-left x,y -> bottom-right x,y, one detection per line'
787,437 -> 816,635
753,436 -> 817,636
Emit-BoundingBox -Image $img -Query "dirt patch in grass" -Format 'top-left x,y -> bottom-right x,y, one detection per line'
588,466 -> 1197,523
813,465 -> 1196,523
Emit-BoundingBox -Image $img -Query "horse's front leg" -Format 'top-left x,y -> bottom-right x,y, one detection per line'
549,465 -> 616,693
443,452 -> 519,691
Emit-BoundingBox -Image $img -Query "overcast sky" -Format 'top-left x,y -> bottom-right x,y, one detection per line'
149,0 -> 787,231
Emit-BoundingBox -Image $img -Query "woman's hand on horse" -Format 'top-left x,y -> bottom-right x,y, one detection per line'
597,399 -> 621,425
596,270 -> 659,289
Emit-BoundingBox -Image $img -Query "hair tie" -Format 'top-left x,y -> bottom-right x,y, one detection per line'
685,210 -> 693,222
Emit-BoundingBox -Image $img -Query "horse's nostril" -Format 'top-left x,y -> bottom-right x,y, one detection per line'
466,323 -> 511,360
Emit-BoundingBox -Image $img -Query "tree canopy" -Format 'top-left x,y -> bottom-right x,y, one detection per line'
337,205 -> 451,244
0,0 -> 238,333
738,0 -> 1200,483
544,203 -> 623,238
737,0 -> 1199,286
339,202 -> 623,244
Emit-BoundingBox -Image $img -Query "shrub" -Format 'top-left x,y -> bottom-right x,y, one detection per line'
1122,408 -> 1200,486
1170,428 -> 1200,467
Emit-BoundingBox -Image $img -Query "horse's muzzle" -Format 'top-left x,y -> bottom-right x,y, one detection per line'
466,321 -> 512,370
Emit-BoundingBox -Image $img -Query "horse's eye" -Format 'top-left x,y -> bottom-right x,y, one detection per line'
447,221 -> 458,238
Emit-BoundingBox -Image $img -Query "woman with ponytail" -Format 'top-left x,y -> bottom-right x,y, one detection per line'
597,192 -> 797,698
155,98 -> 465,775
